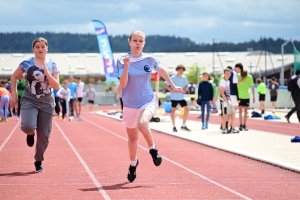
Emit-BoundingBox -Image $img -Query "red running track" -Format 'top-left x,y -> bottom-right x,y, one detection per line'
0,106 -> 300,199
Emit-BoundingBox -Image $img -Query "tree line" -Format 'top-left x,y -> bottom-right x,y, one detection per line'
0,32 -> 298,54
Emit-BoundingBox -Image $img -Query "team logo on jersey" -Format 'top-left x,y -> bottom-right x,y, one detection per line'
144,65 -> 151,72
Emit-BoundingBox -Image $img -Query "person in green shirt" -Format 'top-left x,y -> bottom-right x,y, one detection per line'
16,75 -> 26,120
256,78 -> 266,114
237,64 -> 255,131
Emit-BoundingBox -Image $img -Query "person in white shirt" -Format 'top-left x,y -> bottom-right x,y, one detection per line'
75,76 -> 84,121
220,68 -> 239,134
57,80 -> 71,121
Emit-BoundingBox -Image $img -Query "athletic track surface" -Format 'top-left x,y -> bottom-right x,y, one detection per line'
1,106 -> 300,200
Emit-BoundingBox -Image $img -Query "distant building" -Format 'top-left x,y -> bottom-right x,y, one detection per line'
0,52 -> 294,85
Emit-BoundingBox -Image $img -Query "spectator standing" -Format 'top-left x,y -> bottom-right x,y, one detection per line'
53,87 -> 61,119
86,83 -> 97,114
269,77 -> 279,113
164,65 -> 191,132
16,75 -> 26,120
56,81 -> 71,121
75,76 -> 84,121
68,76 -> 77,119
198,72 -> 213,129
285,69 -> 300,123
237,65 -> 255,131
188,83 -> 196,110
220,69 -> 239,134
0,81 -> 11,122
256,78 -> 266,114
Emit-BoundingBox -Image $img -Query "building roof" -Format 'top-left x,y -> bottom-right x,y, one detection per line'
0,52 -> 294,77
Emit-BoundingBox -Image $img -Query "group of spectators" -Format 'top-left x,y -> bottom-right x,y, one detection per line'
53,76 -> 97,121
161,62 -> 300,134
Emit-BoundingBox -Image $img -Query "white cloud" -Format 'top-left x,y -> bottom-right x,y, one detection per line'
0,0 -> 299,41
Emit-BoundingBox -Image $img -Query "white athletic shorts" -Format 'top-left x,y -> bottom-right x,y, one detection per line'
230,95 -> 239,107
221,100 -> 235,115
122,96 -> 157,129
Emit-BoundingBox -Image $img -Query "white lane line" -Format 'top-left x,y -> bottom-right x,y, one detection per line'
0,122 -> 19,151
81,117 -> 252,200
54,122 -> 111,200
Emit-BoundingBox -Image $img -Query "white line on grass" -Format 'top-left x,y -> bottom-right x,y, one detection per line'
0,122 -> 19,151
54,122 -> 111,200
81,117 -> 252,200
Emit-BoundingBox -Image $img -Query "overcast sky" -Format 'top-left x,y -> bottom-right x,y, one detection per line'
0,0 -> 299,43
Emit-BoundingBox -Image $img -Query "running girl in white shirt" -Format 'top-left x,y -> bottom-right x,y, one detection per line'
116,30 -> 182,182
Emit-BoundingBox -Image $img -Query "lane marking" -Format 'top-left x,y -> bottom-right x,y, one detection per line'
81,117 -> 252,200
54,122 -> 111,200
0,122 -> 19,152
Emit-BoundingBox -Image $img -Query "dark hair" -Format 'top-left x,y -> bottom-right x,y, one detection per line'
175,65 -> 186,71
227,66 -> 232,70
235,63 -> 244,72
271,77 -> 276,81
296,69 -> 300,75
241,70 -> 248,77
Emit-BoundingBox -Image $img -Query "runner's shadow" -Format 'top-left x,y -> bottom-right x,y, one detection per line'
79,182 -> 153,191
0,171 -> 37,177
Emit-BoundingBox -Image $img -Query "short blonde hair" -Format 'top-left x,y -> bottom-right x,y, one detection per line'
32,37 -> 48,48
128,30 -> 145,41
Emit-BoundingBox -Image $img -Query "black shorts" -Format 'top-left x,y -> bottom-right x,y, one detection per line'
88,100 -> 94,104
77,97 -> 83,102
239,99 -> 250,107
220,101 -> 223,116
270,96 -> 277,102
171,100 -> 187,108
259,94 -> 265,101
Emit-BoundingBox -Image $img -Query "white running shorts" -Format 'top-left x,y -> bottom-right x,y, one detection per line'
122,96 -> 157,129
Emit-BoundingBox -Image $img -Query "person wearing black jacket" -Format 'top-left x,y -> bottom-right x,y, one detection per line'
198,72 -> 213,129
285,69 -> 300,123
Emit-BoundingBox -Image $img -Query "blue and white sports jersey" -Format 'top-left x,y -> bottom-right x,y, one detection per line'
115,53 -> 161,108
165,75 -> 188,100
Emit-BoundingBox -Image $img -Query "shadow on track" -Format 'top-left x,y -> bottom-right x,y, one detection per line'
79,182 -> 153,191
0,171 -> 37,177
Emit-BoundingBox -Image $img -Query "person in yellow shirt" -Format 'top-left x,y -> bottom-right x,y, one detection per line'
256,78 -> 266,114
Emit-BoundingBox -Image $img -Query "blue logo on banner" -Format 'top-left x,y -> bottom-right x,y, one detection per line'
95,28 -> 106,35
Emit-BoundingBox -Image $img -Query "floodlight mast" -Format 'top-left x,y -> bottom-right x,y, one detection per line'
281,39 -> 292,86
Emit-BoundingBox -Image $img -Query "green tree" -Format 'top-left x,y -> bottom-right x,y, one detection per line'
209,73 -> 220,85
185,63 -> 206,84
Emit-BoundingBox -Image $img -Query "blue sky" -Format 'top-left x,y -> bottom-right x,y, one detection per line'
0,0 -> 299,43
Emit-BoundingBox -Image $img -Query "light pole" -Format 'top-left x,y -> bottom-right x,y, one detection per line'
281,39 -> 292,85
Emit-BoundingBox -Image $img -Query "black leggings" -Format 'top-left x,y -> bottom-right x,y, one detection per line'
60,99 -> 67,119
17,95 -> 22,117
69,99 -> 74,116
287,95 -> 300,122
120,98 -> 123,111
54,97 -> 60,115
